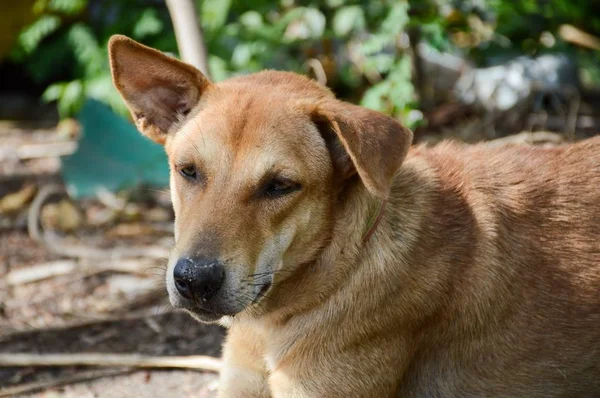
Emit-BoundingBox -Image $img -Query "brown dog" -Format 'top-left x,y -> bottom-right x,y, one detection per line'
109,35 -> 600,397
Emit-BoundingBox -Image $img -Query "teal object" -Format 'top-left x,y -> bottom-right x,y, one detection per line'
62,99 -> 170,198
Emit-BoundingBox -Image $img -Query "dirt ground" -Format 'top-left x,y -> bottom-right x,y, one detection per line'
0,119 -> 225,397
24,371 -> 219,398
0,97 -> 588,397
0,231 -> 225,398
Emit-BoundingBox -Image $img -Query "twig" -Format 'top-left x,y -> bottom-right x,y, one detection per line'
0,367 -> 133,397
18,142 -> 77,160
27,185 -> 170,260
0,142 -> 77,162
559,24 -> 600,51
304,58 -> 327,86
4,260 -> 77,286
486,131 -> 565,148
0,353 -> 222,372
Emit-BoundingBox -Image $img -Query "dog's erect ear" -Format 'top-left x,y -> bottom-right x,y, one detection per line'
312,100 -> 413,199
108,35 -> 210,144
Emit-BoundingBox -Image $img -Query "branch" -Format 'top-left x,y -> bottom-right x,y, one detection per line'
0,352 -> 222,372
166,0 -> 211,77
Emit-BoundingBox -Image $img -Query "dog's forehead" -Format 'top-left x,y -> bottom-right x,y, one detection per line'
169,90 -> 324,170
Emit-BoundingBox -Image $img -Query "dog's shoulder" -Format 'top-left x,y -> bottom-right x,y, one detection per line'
398,136 -> 600,251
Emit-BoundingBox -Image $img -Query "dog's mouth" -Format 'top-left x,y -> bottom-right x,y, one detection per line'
185,305 -> 225,323
183,281 -> 273,321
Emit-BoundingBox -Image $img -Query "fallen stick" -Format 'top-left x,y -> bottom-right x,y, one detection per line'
17,141 -> 78,160
27,185 -> 170,260
1,258 -> 161,288
4,260 -> 77,285
0,353 -> 222,372
0,367 -> 132,397
486,131 -> 565,148
0,142 -> 77,162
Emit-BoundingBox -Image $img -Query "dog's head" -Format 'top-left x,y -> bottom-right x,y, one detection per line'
108,35 -> 412,322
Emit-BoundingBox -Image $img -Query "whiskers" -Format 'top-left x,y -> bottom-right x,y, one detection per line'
245,265 -> 297,287
240,266 -> 297,311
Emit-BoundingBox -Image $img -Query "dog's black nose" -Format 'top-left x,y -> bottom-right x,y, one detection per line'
173,257 -> 225,302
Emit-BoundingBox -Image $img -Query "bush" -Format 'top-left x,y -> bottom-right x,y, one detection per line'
9,0 -> 600,128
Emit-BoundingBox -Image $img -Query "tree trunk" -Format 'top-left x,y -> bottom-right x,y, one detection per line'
165,0 -> 211,78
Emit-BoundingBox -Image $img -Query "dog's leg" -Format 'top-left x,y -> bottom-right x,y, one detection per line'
218,323 -> 271,398
267,335 -> 410,398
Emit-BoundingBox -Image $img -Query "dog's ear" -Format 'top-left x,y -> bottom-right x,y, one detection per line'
311,100 -> 413,199
108,35 -> 210,144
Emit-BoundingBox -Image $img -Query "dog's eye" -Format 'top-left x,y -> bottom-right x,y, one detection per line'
263,178 -> 300,198
179,166 -> 197,180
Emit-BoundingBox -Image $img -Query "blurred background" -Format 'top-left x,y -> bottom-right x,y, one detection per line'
1,0 -> 599,396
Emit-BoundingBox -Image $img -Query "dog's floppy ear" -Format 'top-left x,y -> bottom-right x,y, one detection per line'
108,35 -> 210,144
312,100 -> 413,199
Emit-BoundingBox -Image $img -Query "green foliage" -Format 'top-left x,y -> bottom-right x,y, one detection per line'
197,0 -> 420,125
11,0 -> 177,119
332,6 -> 365,37
132,9 -> 164,39
361,57 -> 415,120
442,0 -> 600,69
12,0 -> 422,125
47,0 -> 86,15
17,15 -> 61,55
10,0 -> 600,124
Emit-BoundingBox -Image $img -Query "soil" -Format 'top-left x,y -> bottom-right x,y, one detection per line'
0,231 -> 225,398
0,120 -> 225,397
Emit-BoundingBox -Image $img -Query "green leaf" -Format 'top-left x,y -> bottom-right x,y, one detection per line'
359,33 -> 390,55
283,7 -> 326,41
360,56 -> 414,118
361,82 -> 391,114
364,53 -> 395,74
85,74 -> 129,117
239,11 -> 264,32
18,15 -> 62,54
381,2 -> 409,36
42,82 -> 65,102
133,8 -> 164,39
201,0 -> 232,33
231,43 -> 253,69
333,6 -> 365,37
57,80 -> 84,118
67,24 -> 104,77
49,0 -> 87,15
208,55 -> 230,82
325,0 -> 345,8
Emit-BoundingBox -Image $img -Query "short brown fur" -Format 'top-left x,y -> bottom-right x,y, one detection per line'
109,35 -> 600,397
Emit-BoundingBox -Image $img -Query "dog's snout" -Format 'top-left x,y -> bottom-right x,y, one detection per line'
173,257 -> 225,302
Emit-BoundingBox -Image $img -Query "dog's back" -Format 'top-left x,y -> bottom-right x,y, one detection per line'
397,137 -> 600,397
